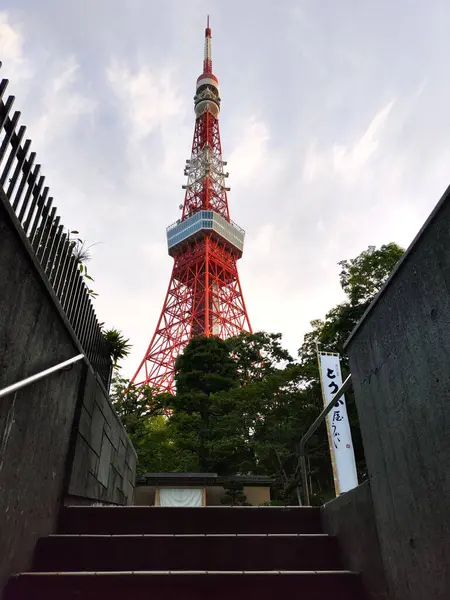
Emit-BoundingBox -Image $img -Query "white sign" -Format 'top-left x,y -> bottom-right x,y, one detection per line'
159,488 -> 203,507
318,352 -> 358,495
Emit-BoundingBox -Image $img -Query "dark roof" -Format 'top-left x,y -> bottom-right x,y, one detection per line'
136,473 -> 218,486
216,475 -> 274,484
136,472 -> 275,486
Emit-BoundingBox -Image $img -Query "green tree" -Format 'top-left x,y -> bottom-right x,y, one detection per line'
300,243 -> 403,373
338,242 -> 404,306
167,332 -> 317,500
225,331 -> 293,383
297,242 -> 404,496
220,480 -> 250,506
167,332 -> 306,480
168,336 -> 241,472
110,243 -> 403,501
110,376 -> 193,474
250,374 -> 324,503
103,328 -> 132,369
175,335 -> 239,396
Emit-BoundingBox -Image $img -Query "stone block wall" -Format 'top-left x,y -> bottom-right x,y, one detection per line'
67,370 -> 136,505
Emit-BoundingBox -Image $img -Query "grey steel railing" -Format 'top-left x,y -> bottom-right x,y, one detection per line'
0,65 -> 111,387
299,374 -> 353,505
0,354 -> 84,399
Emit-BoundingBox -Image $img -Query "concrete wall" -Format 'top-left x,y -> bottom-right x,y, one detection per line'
321,482 -> 389,600
0,195 -> 135,590
345,186 -> 450,600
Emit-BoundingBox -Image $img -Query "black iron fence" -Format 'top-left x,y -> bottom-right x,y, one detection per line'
0,70 -> 112,388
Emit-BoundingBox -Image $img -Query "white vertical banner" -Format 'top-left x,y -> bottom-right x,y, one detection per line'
318,352 -> 358,495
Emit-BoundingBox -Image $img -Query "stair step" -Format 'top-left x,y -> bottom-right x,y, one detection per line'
4,571 -> 363,600
32,534 -> 342,572
58,506 -> 322,534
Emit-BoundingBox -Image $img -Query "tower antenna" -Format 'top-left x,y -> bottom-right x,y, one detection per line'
204,14 -> 212,74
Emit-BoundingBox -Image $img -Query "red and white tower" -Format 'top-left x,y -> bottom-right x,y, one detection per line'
131,17 -> 252,393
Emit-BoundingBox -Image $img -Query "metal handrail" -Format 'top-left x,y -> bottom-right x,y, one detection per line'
299,374 -> 353,505
0,354 -> 84,399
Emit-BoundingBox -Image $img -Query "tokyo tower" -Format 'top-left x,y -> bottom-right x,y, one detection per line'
131,17 -> 252,393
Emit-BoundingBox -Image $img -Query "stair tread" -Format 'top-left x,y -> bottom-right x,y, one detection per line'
33,533 -> 341,572
58,506 -> 323,534
6,507 -> 364,599
64,505 -> 314,509
6,569 -> 363,599
49,533 -> 331,538
18,570 -> 357,575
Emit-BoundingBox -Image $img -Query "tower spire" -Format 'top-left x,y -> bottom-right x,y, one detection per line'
131,19 -> 251,393
204,15 -> 212,74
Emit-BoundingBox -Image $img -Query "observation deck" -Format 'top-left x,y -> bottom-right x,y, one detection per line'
167,210 -> 245,258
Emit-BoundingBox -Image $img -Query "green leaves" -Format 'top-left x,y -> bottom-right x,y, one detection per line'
300,242 -> 405,370
102,328 -> 132,368
338,242 -> 404,306
110,376 -> 193,475
296,241 -> 405,499
68,229 -> 100,298
221,480 -> 250,506
111,242 -> 404,503
168,334 -> 311,487
225,331 -> 293,383
170,336 -> 241,472
175,336 -> 239,396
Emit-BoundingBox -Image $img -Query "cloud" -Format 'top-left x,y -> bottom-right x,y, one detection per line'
332,99 -> 396,181
302,142 -> 326,183
227,115 -> 283,189
415,79 -> 427,97
32,57 -> 96,145
105,59 -> 190,207
107,61 -> 183,142
3,0 -> 450,380
0,12 -> 96,161
301,99 -> 396,188
0,11 -> 30,81
249,222 -> 274,253
0,12 -> 22,60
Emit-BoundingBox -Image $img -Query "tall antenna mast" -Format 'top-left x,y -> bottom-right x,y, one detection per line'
204,15 -> 212,74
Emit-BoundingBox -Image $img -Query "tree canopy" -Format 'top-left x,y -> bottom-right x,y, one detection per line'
338,242 -> 403,306
112,242 -> 404,503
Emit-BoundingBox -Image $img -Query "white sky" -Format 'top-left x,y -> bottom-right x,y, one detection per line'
1,1 -> 449,377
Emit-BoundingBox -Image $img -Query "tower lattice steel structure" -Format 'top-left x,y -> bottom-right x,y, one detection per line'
131,18 -> 252,392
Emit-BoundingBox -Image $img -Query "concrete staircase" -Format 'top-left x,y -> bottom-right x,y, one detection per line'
4,506 -> 364,599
